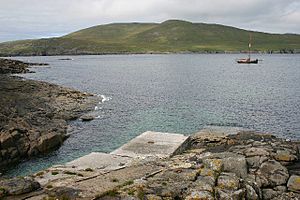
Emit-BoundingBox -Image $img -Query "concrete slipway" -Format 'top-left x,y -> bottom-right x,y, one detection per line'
66,131 -> 189,170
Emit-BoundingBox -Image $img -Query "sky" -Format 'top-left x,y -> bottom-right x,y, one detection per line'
0,0 -> 299,42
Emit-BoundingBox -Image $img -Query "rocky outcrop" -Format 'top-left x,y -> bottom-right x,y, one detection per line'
0,58 -> 99,171
0,58 -> 31,74
93,131 -> 300,200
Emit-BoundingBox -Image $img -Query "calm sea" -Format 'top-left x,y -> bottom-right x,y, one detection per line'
6,54 -> 300,176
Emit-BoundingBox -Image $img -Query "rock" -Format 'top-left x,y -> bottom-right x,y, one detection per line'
244,147 -> 270,157
246,156 -> 268,169
274,149 -> 298,162
273,192 -> 300,200
203,158 -> 223,172
222,154 -> 247,178
257,160 -> 289,187
245,184 -> 259,200
198,167 -> 215,177
193,179 -> 214,193
287,175 -> 300,192
46,186 -> 82,199
196,175 -> 216,186
80,114 -> 95,121
0,65 -> 99,168
0,133 -> 15,149
202,152 -> 247,178
215,188 -> 245,200
274,185 -> 287,192
146,194 -> 162,200
185,190 -> 214,200
262,189 -> 278,200
0,176 -> 40,196
36,132 -> 63,153
217,172 -> 240,190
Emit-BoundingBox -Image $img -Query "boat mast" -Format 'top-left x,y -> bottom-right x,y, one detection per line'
248,33 -> 252,60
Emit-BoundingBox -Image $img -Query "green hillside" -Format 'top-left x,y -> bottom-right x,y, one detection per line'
0,20 -> 299,56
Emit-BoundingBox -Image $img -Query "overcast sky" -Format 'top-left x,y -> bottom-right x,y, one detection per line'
0,0 -> 299,42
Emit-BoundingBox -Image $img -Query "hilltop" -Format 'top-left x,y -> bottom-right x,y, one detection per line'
0,20 -> 299,56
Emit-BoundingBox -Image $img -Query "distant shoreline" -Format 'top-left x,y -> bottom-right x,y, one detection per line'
1,51 -> 299,57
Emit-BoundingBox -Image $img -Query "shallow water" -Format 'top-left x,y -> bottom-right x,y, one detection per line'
5,54 -> 300,176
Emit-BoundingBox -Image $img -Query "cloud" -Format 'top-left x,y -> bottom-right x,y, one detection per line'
0,0 -> 299,42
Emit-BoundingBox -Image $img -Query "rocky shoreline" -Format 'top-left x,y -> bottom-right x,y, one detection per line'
0,129 -> 299,200
0,58 -> 99,172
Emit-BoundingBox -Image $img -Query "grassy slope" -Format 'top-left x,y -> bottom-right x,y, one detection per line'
0,20 -> 299,56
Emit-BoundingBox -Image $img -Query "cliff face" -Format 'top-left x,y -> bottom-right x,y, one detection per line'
0,59 -> 98,171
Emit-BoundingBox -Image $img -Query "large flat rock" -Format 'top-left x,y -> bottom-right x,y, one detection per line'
111,131 -> 189,158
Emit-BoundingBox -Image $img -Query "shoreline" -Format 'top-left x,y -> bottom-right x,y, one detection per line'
0,58 -> 100,173
1,51 -> 300,57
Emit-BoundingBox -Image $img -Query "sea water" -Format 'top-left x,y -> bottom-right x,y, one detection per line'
6,54 -> 300,176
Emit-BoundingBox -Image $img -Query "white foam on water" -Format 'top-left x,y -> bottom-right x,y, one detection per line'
97,94 -> 111,103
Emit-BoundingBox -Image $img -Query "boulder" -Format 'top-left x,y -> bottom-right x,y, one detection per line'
0,133 -> 15,149
274,150 -> 298,162
217,172 -> 240,190
257,160 -> 289,187
46,186 -> 82,199
193,179 -> 214,193
222,154 -> 247,178
80,114 -> 95,121
36,132 -> 63,153
262,189 -> 281,200
215,188 -> 245,200
204,152 -> 248,178
203,158 -> 223,172
287,175 -> 300,192
245,184 -> 259,200
0,176 -> 40,196
246,156 -> 268,169
244,147 -> 270,157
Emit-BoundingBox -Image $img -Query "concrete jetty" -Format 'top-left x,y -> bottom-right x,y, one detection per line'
65,131 -> 189,170
111,131 -> 189,158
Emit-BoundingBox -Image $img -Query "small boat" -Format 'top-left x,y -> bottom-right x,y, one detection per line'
237,58 -> 258,64
237,34 -> 258,64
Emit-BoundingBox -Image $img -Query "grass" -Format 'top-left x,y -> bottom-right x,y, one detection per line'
51,171 -> 59,175
36,171 -> 44,177
84,168 -> 93,172
63,171 -> 83,176
46,184 -> 53,189
122,180 -> 134,186
95,189 -> 119,199
0,19 -> 299,56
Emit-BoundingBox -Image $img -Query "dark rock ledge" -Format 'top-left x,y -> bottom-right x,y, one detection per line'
0,58 -> 99,172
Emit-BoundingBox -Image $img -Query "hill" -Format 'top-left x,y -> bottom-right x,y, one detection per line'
0,20 -> 299,56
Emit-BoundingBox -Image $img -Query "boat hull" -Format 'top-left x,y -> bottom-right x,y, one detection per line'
237,59 -> 258,64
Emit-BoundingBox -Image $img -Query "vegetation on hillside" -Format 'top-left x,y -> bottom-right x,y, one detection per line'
0,20 -> 299,56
